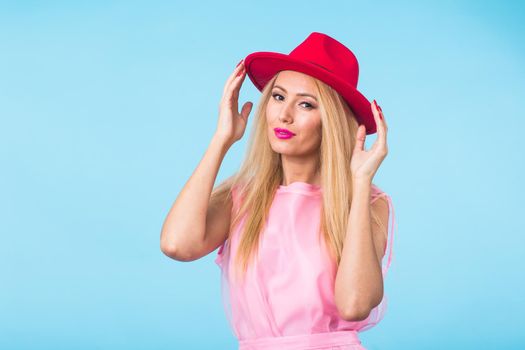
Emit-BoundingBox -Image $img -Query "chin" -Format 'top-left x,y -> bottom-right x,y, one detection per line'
274,148 -> 300,157
270,141 -> 292,152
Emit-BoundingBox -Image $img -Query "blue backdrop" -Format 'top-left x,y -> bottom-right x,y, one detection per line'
1,1 -> 524,349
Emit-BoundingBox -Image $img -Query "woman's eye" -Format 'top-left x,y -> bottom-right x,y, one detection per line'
272,93 -> 284,101
272,93 -> 314,109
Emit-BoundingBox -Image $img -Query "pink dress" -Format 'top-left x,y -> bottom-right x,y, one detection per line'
215,181 -> 396,350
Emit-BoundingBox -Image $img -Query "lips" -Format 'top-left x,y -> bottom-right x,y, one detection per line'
274,128 -> 295,139
274,128 -> 295,136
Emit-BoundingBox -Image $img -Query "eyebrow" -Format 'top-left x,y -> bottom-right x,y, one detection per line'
273,85 -> 318,102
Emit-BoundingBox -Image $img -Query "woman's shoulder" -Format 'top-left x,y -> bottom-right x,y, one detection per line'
370,182 -> 391,203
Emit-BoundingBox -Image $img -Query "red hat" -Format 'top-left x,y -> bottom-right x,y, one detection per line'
244,32 -> 377,135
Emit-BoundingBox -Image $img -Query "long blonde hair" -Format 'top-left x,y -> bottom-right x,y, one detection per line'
210,72 -> 386,282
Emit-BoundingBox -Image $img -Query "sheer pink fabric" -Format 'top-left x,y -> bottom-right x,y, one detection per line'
215,182 -> 396,349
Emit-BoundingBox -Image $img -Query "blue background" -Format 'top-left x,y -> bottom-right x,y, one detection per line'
1,1 -> 524,349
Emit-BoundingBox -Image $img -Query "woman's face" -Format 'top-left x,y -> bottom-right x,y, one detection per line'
266,70 -> 322,157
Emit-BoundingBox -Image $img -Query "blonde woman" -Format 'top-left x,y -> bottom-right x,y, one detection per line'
160,32 -> 396,350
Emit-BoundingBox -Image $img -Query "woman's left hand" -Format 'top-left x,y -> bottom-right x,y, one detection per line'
350,100 -> 388,182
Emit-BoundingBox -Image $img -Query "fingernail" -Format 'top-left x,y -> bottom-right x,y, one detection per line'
236,67 -> 244,77
236,59 -> 243,67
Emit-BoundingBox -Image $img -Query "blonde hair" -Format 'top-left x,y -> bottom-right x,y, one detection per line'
210,72 -> 386,282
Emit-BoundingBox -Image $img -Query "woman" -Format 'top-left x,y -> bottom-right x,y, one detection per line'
160,32 -> 396,350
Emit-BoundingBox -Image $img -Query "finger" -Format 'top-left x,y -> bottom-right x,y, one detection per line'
226,66 -> 246,105
378,106 -> 388,141
372,99 -> 381,120
378,105 -> 388,131
354,124 -> 366,152
372,100 -> 387,145
240,101 -> 253,123
375,102 -> 386,122
224,64 -> 245,100
229,59 -> 245,85
222,66 -> 244,99
223,60 -> 245,97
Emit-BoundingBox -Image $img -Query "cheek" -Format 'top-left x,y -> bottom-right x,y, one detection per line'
302,118 -> 322,139
266,103 -> 278,121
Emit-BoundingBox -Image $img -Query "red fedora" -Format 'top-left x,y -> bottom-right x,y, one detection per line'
244,32 -> 377,135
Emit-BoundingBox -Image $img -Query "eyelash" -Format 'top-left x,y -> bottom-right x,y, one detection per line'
271,93 -> 315,109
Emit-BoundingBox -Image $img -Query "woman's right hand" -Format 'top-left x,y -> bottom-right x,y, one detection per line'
215,59 -> 253,146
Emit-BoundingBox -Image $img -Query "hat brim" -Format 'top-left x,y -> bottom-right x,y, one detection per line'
244,51 -> 377,135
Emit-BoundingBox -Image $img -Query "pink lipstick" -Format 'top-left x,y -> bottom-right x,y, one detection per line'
274,128 -> 295,139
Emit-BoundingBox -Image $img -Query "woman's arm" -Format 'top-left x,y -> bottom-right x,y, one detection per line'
334,178 -> 389,322
337,99 -> 389,321
160,59 -> 252,261
159,134 -> 232,261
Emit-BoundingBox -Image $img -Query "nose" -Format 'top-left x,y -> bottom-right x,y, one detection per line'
278,101 -> 294,124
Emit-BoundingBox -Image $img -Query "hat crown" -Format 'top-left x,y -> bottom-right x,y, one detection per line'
289,32 -> 359,88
